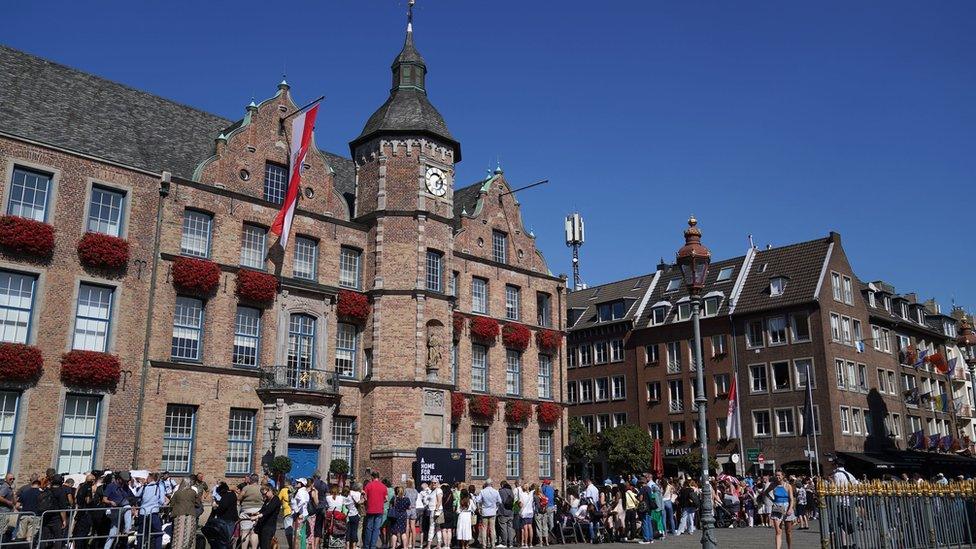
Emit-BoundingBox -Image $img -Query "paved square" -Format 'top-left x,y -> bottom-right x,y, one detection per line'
545,522 -> 822,549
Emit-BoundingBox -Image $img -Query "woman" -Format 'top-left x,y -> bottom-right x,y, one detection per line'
455,490 -> 475,549
292,479 -> 311,549
389,487 -> 411,549
610,484 -> 625,541
210,482 -> 239,549
404,480 -> 419,549
662,479 -> 676,536
794,480 -> 808,530
343,485 -> 361,549
279,479 -> 294,549
170,480 -> 198,549
325,486 -> 344,513
674,480 -> 697,536
254,485 -> 282,549
518,483 -> 535,548
440,482 -> 456,549
768,470 -> 796,549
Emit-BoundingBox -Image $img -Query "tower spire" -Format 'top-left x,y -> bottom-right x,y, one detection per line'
407,0 -> 415,33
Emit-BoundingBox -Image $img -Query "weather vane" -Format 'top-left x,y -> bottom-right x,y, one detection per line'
408,0 -> 415,31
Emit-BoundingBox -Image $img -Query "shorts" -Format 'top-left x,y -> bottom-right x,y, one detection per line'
771,511 -> 796,522
346,515 -> 360,542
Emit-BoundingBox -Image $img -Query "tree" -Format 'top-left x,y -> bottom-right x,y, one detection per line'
600,424 -> 653,475
565,418 -> 598,475
675,448 -> 719,478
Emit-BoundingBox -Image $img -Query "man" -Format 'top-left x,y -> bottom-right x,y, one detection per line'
159,472 -> 177,498
72,474 -> 97,549
477,479 -> 501,548
310,473 -> 329,549
39,474 -> 69,549
935,473 -> 949,486
637,478 -> 657,544
582,478 -> 599,508
1,473 -> 16,543
132,473 -> 167,549
18,477 -> 41,514
497,481 -> 515,548
17,474 -> 40,508
102,473 -> 134,549
362,472 -> 387,549
191,473 -> 208,521
539,480 -> 556,545
830,457 -> 859,548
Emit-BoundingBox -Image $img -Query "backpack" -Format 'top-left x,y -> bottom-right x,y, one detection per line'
502,490 -> 514,511
37,489 -> 56,514
537,494 -> 549,513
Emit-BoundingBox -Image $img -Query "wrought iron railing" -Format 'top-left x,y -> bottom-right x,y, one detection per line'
667,360 -> 681,374
669,399 -> 684,413
258,365 -> 339,394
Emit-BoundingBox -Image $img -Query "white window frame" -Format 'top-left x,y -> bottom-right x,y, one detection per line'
752,409 -> 772,438
750,363 -> 768,393
775,408 -> 795,436
72,284 -> 114,352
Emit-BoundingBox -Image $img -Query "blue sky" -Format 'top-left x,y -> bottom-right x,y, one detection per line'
5,1 -> 975,310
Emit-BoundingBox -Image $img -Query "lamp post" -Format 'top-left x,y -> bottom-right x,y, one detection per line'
269,417 -> 282,456
958,320 -> 976,433
675,216 -> 716,549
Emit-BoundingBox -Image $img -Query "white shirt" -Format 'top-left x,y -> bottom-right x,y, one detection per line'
583,483 -> 600,505
293,487 -> 310,518
416,488 -> 430,509
326,495 -> 344,512
518,489 -> 534,518
345,491 -> 362,517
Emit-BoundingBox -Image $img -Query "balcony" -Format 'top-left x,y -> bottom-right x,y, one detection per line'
257,365 -> 340,403
669,400 -> 684,413
667,360 -> 681,374
953,367 -> 969,382
959,404 -> 973,418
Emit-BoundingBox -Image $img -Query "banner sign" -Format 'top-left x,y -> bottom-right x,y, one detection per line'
413,447 -> 466,485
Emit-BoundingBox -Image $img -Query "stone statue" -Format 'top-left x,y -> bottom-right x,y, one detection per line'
427,330 -> 443,376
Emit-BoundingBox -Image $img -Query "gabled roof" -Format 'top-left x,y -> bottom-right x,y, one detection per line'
733,236 -> 834,314
638,255 -> 745,328
566,274 -> 657,331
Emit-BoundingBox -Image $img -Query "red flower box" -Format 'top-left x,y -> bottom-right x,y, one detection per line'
171,257 -> 221,296
536,401 -> 563,426
468,394 -> 498,422
453,312 -> 465,341
504,400 -> 532,425
236,269 -> 278,305
502,323 -> 532,351
77,233 -> 129,271
0,215 -> 55,258
470,316 -> 500,342
337,290 -> 370,324
0,343 -> 43,384
60,350 -> 121,390
536,329 -> 563,352
451,392 -> 466,423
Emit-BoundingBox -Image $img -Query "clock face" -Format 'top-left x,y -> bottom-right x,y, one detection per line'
426,167 -> 447,197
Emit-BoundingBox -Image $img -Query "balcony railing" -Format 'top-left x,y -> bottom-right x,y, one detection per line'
667,360 -> 681,374
669,400 -> 684,413
953,367 -> 969,381
959,404 -> 973,418
258,365 -> 340,394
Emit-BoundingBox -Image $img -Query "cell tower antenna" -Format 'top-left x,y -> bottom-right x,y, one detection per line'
565,212 -> 585,291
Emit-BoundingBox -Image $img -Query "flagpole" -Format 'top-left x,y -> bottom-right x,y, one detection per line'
805,362 -> 822,477
734,370 -> 746,475
806,433 -> 813,477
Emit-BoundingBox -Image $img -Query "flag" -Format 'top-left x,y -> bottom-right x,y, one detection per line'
801,362 -> 816,436
934,393 -> 950,413
270,101 -> 321,250
726,372 -> 740,439
929,434 -> 941,450
940,435 -> 953,452
904,387 -> 919,405
929,352 -> 949,374
914,348 -> 929,369
909,429 -> 924,449
949,356 -> 959,377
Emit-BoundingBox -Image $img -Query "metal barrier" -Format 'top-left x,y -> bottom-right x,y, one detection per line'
0,512 -> 35,548
818,479 -> 976,549
16,504 -> 173,549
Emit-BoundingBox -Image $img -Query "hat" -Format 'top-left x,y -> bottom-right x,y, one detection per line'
542,479 -> 551,485
937,473 -> 945,478
604,480 -> 612,486
296,478 -> 308,486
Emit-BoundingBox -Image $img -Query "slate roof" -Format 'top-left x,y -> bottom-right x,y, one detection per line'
0,45 -> 356,201
636,256 -> 745,328
453,177 -> 489,219
566,274 -> 656,331
730,236 -> 834,314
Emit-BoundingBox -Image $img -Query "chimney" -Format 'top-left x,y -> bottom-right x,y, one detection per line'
657,257 -> 669,271
829,231 -> 842,244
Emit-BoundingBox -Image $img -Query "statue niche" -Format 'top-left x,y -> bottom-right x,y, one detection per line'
425,320 -> 445,382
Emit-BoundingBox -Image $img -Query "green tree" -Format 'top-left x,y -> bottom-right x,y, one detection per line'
600,424 -> 653,475
565,418 -> 598,474
675,449 -> 719,478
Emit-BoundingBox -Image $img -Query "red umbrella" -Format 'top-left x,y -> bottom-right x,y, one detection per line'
652,438 -> 665,478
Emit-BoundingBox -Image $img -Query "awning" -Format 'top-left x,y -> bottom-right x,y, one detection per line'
836,451 -> 902,471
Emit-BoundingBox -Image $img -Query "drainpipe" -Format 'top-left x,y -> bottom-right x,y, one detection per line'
132,172 -> 170,468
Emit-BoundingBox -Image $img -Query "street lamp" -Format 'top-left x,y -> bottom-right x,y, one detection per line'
675,216 -> 716,549
958,319 -> 976,435
269,417 -> 282,456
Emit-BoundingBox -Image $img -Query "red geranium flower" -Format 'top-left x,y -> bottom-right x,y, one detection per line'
453,312 -> 466,341
504,400 -> 532,425
451,392 -> 466,423
60,350 -> 121,391
536,329 -> 563,352
536,401 -> 563,426
468,395 -> 498,422
77,233 -> 129,271
0,215 -> 55,258
0,343 -> 43,384
236,269 -> 278,305
502,323 -> 532,351
470,316 -> 500,342
171,257 -> 221,296
337,290 -> 370,324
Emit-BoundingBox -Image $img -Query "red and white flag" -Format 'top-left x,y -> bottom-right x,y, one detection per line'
271,102 -> 320,250
726,371 -> 740,439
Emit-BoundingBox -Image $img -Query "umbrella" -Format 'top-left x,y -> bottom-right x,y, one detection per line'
652,438 -> 664,478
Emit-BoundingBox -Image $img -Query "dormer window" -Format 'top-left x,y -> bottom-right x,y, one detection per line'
770,277 -> 788,296
915,308 -> 924,325
944,321 -> 957,338
704,297 -> 720,316
665,278 -> 681,292
868,291 -> 876,307
598,300 -> 626,322
900,302 -> 909,319
651,304 -> 669,326
884,296 -> 891,312
677,301 -> 692,321
716,266 -> 734,282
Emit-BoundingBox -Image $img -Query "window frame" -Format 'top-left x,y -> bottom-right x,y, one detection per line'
232,306 -> 261,368
180,209 -> 213,259
293,236 -> 319,281
0,270 -> 38,345
426,250 -> 444,293
505,349 -> 522,396
790,313 -> 810,342
0,390 -> 20,475
611,375 -> 626,400
171,296 -> 205,362
335,322 -> 358,379
538,430 -> 554,479
537,354 -> 553,400
505,428 -> 521,478
492,230 -> 508,264
472,344 -> 488,393
752,409 -> 772,438
338,247 -> 362,290
86,184 -> 126,237
767,315 -> 788,346
263,162 -> 288,204
750,363 -> 769,393
746,320 -> 765,349
794,358 -> 815,390
771,361 -> 791,392
774,407 -> 795,436
472,277 -> 489,314
239,224 -> 268,271
225,408 -> 256,475
6,165 -> 53,222
504,284 -> 521,321
162,404 -> 197,474
536,292 -> 552,327
57,394 -> 101,474
471,426 -> 488,478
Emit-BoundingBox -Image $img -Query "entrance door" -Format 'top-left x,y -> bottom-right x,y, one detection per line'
288,444 -> 320,480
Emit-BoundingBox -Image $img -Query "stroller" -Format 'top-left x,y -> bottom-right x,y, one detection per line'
325,510 -> 347,549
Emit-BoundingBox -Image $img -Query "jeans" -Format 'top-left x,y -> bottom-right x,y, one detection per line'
641,513 -> 653,542
663,500 -> 675,533
676,507 -> 696,535
496,514 -> 514,546
105,507 -> 133,549
363,514 -> 384,549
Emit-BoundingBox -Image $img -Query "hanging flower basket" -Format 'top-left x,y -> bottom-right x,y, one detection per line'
236,269 -> 278,305
337,290 -> 370,324
536,401 -> 562,426
451,392 -> 466,424
0,343 -> 43,384
536,329 -> 563,352
0,215 -> 55,258
470,316 -> 500,343
502,323 -> 532,351
77,233 -> 129,271
60,350 -> 121,391
453,312 -> 465,341
171,257 -> 221,296
504,400 -> 532,425
468,394 -> 498,422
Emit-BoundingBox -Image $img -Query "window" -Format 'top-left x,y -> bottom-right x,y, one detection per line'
670,421 -> 686,441
716,418 -> 729,439
841,316 -> 852,344
579,379 -> 594,402
537,292 -> 552,327
668,380 -> 684,412
703,297 -> 720,316
775,409 -> 795,435
172,297 -> 204,361
900,302 -> 909,319
472,344 -> 488,392
665,278 -> 681,292
770,277 -> 787,296
332,417 -> 354,468
450,272 -> 459,297
87,186 -> 125,236
538,431 -> 553,479
339,247 -> 361,289
287,314 -> 316,387
714,374 -> 730,395
505,428 -> 521,478
877,369 -> 887,393
180,210 -> 213,258
471,426 -> 488,478
613,413 -> 627,427
881,328 -> 891,352
831,273 -> 842,301
908,415 -> 922,435
710,335 -> 727,357
505,285 -> 521,320
162,404 -> 196,473
767,316 -> 787,345
263,162 -> 288,204
887,371 -> 896,395
853,319 -> 863,346
0,391 -> 18,474
648,423 -> 664,440
598,301 -> 626,321
677,302 -> 691,321
790,313 -> 810,342
611,375 -> 626,400
840,406 -> 851,434
594,341 -> 609,364
750,364 -> 768,392
891,414 -> 902,438
868,291 -> 876,307
538,354 -> 552,399
883,295 -> 891,311
646,344 -> 659,364
567,346 -> 578,368
646,382 -> 661,402
226,409 -> 255,475
771,361 -> 791,391
843,276 -> 853,304
58,395 -> 100,474
610,339 -> 624,362
871,326 -> 882,350
7,166 -> 51,221
0,271 -> 36,344
595,377 -> 609,401
472,278 -> 488,314
451,343 -> 458,385
852,409 -> 862,435
835,359 -> 847,388
847,361 -> 857,391
666,341 -> 681,372
579,344 -> 593,366
567,382 -> 578,404
580,416 -> 597,434
830,313 -> 841,341
426,250 -> 444,292
597,414 -> 611,433
505,350 -> 522,396
651,306 -> 668,325
753,410 -> 771,437
335,323 -> 358,378
293,237 -> 318,280
798,405 -> 821,435
716,266 -> 734,281
858,363 -> 867,391
746,320 -> 764,348
492,230 -> 508,263
794,359 -> 814,389
233,307 -> 261,367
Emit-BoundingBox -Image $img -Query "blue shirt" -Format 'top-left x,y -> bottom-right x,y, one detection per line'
134,482 -> 167,514
104,483 -> 129,506
541,485 -> 556,509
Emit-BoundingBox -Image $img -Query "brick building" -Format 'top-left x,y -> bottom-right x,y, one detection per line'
567,229 -> 976,477
0,16 -> 566,486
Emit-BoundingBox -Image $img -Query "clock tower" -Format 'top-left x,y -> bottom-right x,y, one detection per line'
348,7 -> 461,478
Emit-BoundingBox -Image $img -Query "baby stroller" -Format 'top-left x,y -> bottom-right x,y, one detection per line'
325,509 -> 347,549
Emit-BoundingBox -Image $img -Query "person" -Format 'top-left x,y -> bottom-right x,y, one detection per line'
102,473 -> 133,549
830,457 -> 859,547
70,474 -> 96,549
279,479 -> 294,549
311,474 -> 328,549
794,481 -> 808,530
768,470 -> 795,549
674,480 -> 697,535
209,483 -> 238,549
18,477 -> 41,514
637,479 -> 655,544
362,472 -> 387,549
254,485 -> 282,549
240,475 -> 264,549
132,473 -> 167,549
582,479 -> 599,509
741,485 -> 757,527
388,487 -> 410,549
404,480 -> 419,549
2,472 -> 18,543
344,484 -> 362,549
439,481 -> 456,549
423,480 -> 439,549
453,489 -> 473,549
169,480 -> 198,549
476,479 -> 500,549
39,474 -> 69,549
537,481 -> 554,546
292,479 -> 311,549
497,481 -> 514,548
191,473 -> 208,522
661,479 -> 676,536
416,483 -> 431,549
516,483 -> 534,548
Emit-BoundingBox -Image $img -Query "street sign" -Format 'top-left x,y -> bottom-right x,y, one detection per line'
746,448 -> 760,462
758,453 -> 766,467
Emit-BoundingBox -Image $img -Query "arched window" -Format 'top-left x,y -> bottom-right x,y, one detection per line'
287,314 -> 317,388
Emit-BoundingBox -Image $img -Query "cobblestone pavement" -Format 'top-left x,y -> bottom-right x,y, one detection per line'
544,522 -> 822,548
